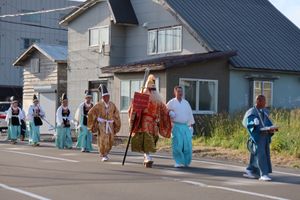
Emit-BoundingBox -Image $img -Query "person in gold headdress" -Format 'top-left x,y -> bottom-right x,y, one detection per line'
87,84 -> 121,162
128,74 -> 172,168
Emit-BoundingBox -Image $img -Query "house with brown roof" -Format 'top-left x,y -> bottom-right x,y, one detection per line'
60,0 -> 300,135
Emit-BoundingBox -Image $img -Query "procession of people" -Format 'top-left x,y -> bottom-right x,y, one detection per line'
1,73 -> 278,181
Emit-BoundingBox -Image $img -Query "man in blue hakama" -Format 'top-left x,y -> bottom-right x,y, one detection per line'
27,94 -> 45,146
167,86 -> 195,168
5,96 -> 25,144
75,90 -> 94,152
55,93 -> 73,149
242,95 -> 278,181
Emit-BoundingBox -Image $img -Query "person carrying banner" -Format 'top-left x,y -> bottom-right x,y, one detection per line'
128,74 -> 171,168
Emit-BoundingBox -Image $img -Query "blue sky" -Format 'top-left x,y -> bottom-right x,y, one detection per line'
269,0 -> 300,27
72,0 -> 300,28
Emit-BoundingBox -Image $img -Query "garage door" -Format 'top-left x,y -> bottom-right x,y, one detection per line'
39,92 -> 56,134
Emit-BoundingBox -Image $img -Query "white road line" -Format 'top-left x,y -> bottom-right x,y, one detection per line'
2,150 -> 79,163
0,183 -> 51,200
190,181 -> 290,200
162,178 -> 289,200
153,154 -> 300,177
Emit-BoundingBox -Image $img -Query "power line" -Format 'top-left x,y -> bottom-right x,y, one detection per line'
0,19 -> 67,31
0,6 -> 79,18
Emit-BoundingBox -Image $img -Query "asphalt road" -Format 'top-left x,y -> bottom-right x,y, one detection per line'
0,140 -> 299,200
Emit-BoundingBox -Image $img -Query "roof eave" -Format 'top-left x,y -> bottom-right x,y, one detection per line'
102,50 -> 237,74
13,44 -> 67,67
13,44 -> 37,67
230,66 -> 300,74
102,64 -> 165,74
59,0 -> 103,26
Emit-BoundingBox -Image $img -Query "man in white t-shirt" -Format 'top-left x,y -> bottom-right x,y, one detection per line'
167,86 -> 195,168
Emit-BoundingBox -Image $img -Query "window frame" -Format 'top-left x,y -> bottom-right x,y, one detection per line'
179,78 -> 218,114
147,26 -> 182,55
252,80 -> 273,107
88,25 -> 110,47
120,78 -> 160,112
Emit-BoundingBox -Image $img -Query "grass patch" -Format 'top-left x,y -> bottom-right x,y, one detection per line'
156,109 -> 300,167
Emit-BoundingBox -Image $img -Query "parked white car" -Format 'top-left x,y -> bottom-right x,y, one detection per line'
0,102 -> 10,132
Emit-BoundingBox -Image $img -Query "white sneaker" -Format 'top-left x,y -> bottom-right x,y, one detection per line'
259,175 -> 272,181
174,163 -> 184,168
101,156 -> 109,162
243,170 -> 256,179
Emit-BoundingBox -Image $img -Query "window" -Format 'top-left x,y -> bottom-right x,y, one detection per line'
88,80 -> 108,102
253,81 -> 273,107
21,10 -> 41,23
89,26 -> 109,46
148,26 -> 182,55
120,80 -> 143,111
30,58 -> 40,73
180,79 -> 218,114
23,38 -> 40,49
120,79 -> 160,111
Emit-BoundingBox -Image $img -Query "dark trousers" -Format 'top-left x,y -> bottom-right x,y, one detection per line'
20,120 -> 26,137
246,134 -> 272,176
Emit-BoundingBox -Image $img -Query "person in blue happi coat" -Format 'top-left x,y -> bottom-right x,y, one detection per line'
242,95 -> 278,181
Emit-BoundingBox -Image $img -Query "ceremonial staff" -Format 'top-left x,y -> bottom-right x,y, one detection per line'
122,68 -> 150,166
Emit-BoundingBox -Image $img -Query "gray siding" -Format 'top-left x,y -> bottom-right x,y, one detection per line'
229,70 -> 300,112
0,0 -> 78,89
166,59 -> 230,113
124,0 -> 207,63
67,2 -> 112,113
66,0 -> 207,115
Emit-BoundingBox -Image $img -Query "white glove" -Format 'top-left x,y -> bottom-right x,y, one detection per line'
253,118 -> 260,126
169,111 -> 176,119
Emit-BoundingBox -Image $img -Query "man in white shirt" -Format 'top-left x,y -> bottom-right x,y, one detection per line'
167,86 -> 195,168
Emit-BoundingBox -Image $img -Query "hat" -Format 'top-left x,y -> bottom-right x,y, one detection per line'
98,84 -> 109,97
10,96 -> 18,103
145,74 -> 156,89
33,94 -> 38,103
85,90 -> 92,97
61,93 -> 68,102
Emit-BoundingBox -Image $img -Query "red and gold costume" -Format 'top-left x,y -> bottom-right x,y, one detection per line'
128,75 -> 171,166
